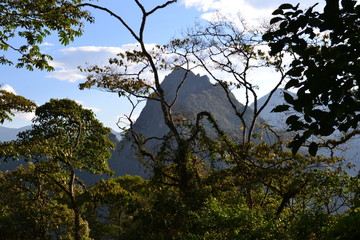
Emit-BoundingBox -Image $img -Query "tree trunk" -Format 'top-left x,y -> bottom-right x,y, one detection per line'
69,167 -> 81,240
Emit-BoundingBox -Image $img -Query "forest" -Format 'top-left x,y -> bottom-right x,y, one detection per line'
0,0 -> 359,239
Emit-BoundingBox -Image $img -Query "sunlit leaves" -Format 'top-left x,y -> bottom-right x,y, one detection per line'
0,99 -> 114,239
0,0 -> 93,71
0,87 -> 36,124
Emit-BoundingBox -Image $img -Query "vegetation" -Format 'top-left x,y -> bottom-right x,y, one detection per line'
0,0 -> 93,71
1,99 -> 114,239
263,0 -> 360,155
0,86 -> 36,124
1,0 -> 359,239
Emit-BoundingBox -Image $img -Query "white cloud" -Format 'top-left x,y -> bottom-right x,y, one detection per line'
85,106 -> 101,113
75,100 -> 101,113
182,0 -> 273,27
0,84 -> 17,94
46,69 -> 85,83
46,46 -> 124,82
0,84 -> 36,123
46,45 -> 143,83
181,0 -> 326,27
46,44 -> 174,84
15,111 -> 35,121
61,46 -> 123,54
41,42 -> 55,46
46,46 -> 123,82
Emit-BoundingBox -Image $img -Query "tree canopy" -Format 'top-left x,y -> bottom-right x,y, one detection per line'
0,0 -> 93,71
1,98 -> 114,239
0,86 -> 36,124
1,0 -> 360,239
263,0 -> 360,155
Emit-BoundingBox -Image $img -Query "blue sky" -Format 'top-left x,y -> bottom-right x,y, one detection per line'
1,0 -> 327,130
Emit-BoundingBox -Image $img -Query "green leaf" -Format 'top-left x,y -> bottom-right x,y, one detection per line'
288,139 -> 302,154
286,115 -> 300,127
285,79 -> 300,89
270,17 -> 285,24
279,3 -> 295,9
308,142 -> 318,156
272,8 -> 283,15
287,66 -> 304,77
271,104 -> 290,112
284,92 -> 295,104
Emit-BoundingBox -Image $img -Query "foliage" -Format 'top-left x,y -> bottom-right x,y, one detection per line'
0,0 -> 93,71
0,86 -> 36,124
328,204 -> 360,239
0,99 -> 114,240
1,0 -> 359,239
0,163 -> 89,239
84,175 -> 147,239
263,0 -> 360,155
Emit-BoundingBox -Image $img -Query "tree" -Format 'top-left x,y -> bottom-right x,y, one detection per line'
0,86 -> 36,124
165,19 -> 287,144
263,0 -> 360,155
78,0 -> 211,199
0,163 -> 79,239
84,175 -> 147,239
1,1 -> 359,238
0,0 -> 93,71
78,2 -> 288,200
1,98 -> 114,240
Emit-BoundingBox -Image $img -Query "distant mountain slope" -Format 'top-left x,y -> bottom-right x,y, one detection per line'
0,126 -> 31,173
0,125 -> 122,185
253,88 -> 360,174
1,70 -> 274,182
132,69 -> 253,141
112,69 -> 272,177
0,125 -> 31,142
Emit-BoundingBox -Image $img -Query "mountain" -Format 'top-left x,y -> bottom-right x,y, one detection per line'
0,126 -> 31,173
0,125 -> 122,185
0,125 -> 31,142
111,69 -> 271,177
131,69 -> 254,140
253,88 -> 360,174
0,69 -> 272,182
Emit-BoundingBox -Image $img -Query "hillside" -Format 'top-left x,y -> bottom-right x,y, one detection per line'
112,69 -> 272,177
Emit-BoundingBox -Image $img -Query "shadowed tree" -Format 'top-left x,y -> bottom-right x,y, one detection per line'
263,0 -> 360,155
1,99 -> 114,240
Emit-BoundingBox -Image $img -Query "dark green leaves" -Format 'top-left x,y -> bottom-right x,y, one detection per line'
285,79 -> 300,89
7,99 -> 114,174
308,142 -> 318,156
279,3 -> 296,10
272,104 -> 290,112
284,92 -> 295,104
264,0 -> 360,154
270,17 -> 285,25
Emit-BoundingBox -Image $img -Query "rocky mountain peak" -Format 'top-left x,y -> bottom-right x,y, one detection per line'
160,68 -> 213,102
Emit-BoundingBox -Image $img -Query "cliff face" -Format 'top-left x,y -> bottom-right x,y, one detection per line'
131,69 -> 249,141
110,69 -> 265,178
